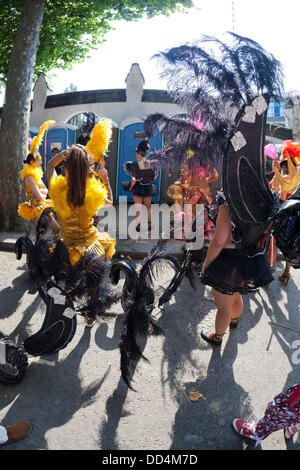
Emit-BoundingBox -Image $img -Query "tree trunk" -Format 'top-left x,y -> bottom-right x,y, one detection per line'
0,0 -> 46,232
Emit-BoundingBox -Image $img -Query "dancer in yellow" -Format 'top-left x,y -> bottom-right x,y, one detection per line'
18,120 -> 60,237
269,142 -> 300,284
47,144 -> 115,266
47,144 -> 116,327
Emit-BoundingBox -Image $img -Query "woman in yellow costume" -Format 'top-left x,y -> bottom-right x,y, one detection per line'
47,142 -> 116,326
18,120 -> 60,238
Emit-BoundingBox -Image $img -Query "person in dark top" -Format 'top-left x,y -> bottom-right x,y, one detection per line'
125,138 -> 156,231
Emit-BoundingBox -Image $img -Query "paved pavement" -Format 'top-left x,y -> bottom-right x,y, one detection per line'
0,231 -> 299,451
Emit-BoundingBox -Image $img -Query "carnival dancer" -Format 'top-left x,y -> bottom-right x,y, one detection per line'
263,143 -> 278,268
167,150 -> 217,240
181,150 -> 217,239
269,141 -> 300,284
124,138 -> 157,232
199,190 -> 274,346
143,33 -> 284,346
182,151 -> 218,210
18,120 -> 60,239
47,143 -> 116,327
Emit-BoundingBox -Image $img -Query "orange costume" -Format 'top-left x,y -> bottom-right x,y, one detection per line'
180,165 -> 218,206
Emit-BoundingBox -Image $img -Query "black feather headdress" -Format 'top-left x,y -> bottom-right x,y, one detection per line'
144,32 -> 284,170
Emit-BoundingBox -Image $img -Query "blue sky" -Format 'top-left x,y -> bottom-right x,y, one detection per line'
48,0 -> 300,95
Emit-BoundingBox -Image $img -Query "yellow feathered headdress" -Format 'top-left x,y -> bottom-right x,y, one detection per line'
30,120 -> 55,156
273,154 -> 300,194
85,119 -> 112,168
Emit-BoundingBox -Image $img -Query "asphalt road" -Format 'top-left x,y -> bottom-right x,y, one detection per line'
0,250 -> 299,451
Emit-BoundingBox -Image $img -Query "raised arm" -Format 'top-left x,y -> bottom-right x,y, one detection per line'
47,150 -> 67,186
96,168 -> 113,206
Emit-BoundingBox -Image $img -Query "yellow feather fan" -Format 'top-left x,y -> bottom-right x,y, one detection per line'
85,119 -> 112,167
30,120 -> 55,155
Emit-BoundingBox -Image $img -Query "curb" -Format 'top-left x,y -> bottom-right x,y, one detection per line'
0,234 -> 184,260
0,234 -> 285,261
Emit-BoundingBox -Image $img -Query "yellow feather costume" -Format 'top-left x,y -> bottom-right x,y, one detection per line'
85,119 -> 112,167
49,175 -> 116,264
30,120 -> 56,156
18,165 -> 53,220
18,119 -> 56,220
272,154 -> 300,195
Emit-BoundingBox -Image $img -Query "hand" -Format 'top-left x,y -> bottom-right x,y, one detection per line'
272,160 -> 280,172
97,168 -> 109,184
40,187 -> 48,196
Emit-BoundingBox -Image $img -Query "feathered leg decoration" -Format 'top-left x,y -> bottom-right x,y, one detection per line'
115,239 -> 179,389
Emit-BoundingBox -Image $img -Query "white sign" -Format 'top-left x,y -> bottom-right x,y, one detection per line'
51,142 -> 62,150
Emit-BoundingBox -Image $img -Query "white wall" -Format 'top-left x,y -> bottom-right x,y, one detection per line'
30,65 -> 182,129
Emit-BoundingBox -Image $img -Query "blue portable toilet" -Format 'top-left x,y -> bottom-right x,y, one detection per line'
117,122 -> 162,202
30,124 -> 76,180
43,125 -> 76,170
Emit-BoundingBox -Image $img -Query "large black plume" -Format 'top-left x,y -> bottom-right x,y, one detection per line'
118,238 -> 180,389
144,32 -> 284,170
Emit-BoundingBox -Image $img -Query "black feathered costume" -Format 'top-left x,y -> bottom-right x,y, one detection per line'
143,32 -> 288,294
122,138 -> 157,197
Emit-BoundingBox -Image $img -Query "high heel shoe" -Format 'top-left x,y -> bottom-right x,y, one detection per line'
279,271 -> 291,285
200,330 -> 224,346
230,317 -> 239,328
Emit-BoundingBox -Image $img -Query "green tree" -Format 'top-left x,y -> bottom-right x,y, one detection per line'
0,0 -> 193,231
64,83 -> 78,93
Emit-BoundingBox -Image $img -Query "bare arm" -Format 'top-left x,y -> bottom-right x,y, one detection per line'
96,168 -> 113,206
24,175 -> 45,202
206,167 -> 218,183
129,176 -> 136,192
202,205 -> 232,272
47,150 -> 67,185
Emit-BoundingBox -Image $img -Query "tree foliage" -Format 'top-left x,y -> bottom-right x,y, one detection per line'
0,0 -> 193,81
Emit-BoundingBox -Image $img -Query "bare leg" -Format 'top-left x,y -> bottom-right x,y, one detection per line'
279,261 -> 291,285
143,196 -> 152,223
230,293 -> 243,325
213,288 -> 236,335
133,195 -> 143,227
201,289 -> 243,344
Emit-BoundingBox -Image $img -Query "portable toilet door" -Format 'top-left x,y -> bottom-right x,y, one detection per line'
43,125 -> 76,174
117,122 -> 162,202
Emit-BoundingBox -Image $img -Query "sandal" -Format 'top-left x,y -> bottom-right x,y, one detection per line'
200,330 -> 224,346
86,317 -> 97,328
230,317 -> 239,329
279,271 -> 291,285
